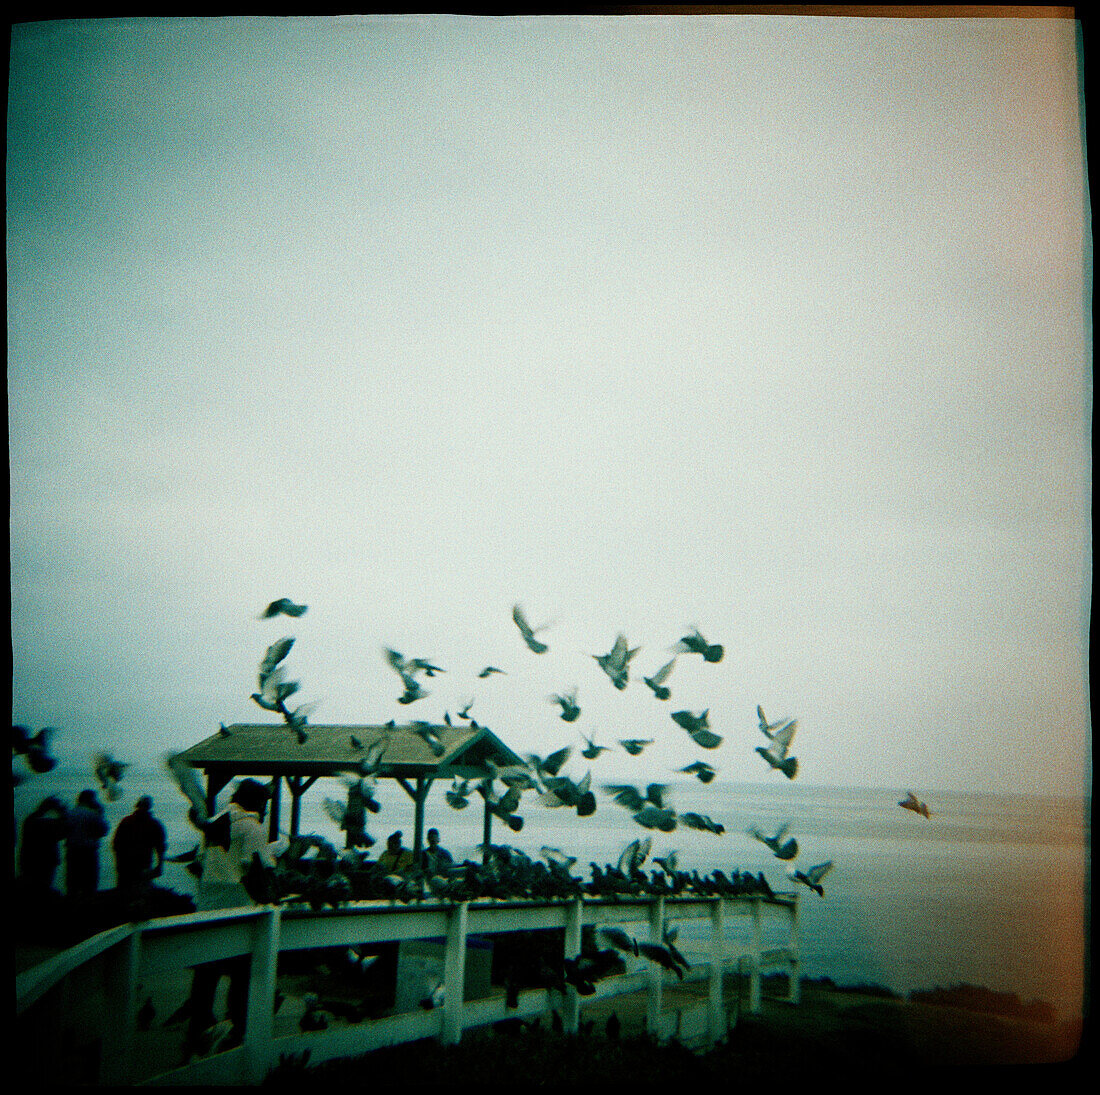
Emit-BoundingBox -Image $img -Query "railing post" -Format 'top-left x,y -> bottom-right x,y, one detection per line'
786,895 -> 801,1004
441,901 -> 468,1045
708,897 -> 726,1045
99,927 -> 140,1086
646,895 -> 664,1040
749,897 -> 763,1014
242,907 -> 281,1084
562,897 -> 583,1033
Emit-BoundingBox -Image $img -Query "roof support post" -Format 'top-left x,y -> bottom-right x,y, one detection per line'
412,777 -> 431,865
481,785 -> 493,863
267,777 -> 282,841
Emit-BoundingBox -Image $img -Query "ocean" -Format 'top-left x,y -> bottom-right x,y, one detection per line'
12,763 -> 1089,1023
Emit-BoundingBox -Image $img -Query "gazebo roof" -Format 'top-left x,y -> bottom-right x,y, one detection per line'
175,721 -> 527,781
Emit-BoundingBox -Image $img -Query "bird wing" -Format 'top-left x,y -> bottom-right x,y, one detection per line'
648,658 -> 677,686
770,720 -> 797,750
604,784 -> 645,811
260,637 -> 295,682
808,860 -> 834,883
165,753 -> 212,824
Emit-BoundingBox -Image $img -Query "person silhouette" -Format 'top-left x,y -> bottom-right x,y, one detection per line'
112,796 -> 167,891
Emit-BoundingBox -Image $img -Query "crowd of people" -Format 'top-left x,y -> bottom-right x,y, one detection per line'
17,789 -> 168,898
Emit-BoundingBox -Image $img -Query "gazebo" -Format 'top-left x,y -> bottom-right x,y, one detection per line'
172,721 -> 529,863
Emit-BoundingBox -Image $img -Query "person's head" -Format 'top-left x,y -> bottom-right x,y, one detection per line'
231,779 -> 269,817
387,831 -> 403,852
427,828 -> 440,847
136,796 -> 153,813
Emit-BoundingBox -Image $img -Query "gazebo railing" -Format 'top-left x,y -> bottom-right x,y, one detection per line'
15,891 -> 801,1086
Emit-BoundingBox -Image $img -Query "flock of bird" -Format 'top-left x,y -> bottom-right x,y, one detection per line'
16,595 -> 935,920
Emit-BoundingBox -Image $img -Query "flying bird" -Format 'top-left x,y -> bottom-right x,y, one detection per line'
93,752 -> 128,801
12,725 -> 57,774
789,860 -> 834,897
446,779 -> 473,809
251,663 -> 301,712
580,733 -> 610,760
478,666 -> 506,678
679,811 -> 725,835
512,604 -> 550,653
642,658 -> 676,700
260,598 -> 308,619
617,836 -> 652,876
671,709 -> 723,749
457,698 -> 475,718
898,791 -> 931,818
676,627 -> 724,663
679,760 -> 717,784
550,689 -> 581,722
259,636 -> 295,683
593,633 -> 641,691
411,722 -> 446,756
756,736 -> 798,780
757,705 -> 793,736
748,822 -> 799,860
619,738 -> 652,756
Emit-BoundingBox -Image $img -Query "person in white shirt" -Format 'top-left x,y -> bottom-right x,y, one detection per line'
185,779 -> 288,1057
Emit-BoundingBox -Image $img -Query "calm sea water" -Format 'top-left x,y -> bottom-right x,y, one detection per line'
12,764 -> 1089,1022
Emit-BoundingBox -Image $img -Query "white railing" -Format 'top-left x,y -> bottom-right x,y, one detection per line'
15,891 -> 801,1086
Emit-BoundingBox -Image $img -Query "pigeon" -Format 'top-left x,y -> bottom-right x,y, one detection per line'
593,633 -> 641,691
457,699 -> 475,719
258,636 -> 295,684
540,846 -> 578,872
260,598 -> 308,619
637,941 -> 686,979
747,822 -> 799,860
526,747 -> 572,781
619,739 -> 652,756
411,722 -> 446,756
478,666 -> 506,678
631,804 -> 678,832
789,859 -> 833,897
550,689 -> 581,722
599,927 -> 639,956
756,735 -> 798,780
617,836 -> 652,876
671,710 -> 722,749
512,604 -> 550,653
580,733 -> 610,759
446,779 -> 473,809
642,658 -> 676,700
676,627 -> 724,663
898,791 -> 931,818
757,705 -> 793,736
679,811 -> 725,835
604,783 -> 669,813
12,725 -> 58,774
679,760 -> 717,783
397,678 -> 429,705
93,752 -> 128,801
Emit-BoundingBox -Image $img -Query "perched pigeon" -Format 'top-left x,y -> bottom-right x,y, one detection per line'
512,604 -> 550,654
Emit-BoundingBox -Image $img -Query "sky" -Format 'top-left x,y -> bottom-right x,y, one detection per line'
8,12 -> 1092,799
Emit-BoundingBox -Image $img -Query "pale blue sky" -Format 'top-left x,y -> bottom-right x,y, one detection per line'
8,13 -> 1091,797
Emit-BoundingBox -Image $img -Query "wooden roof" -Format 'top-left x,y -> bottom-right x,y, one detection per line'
175,721 -> 526,781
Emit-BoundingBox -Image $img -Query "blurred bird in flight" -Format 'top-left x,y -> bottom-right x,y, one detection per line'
593,633 -> 641,691
512,604 -> 550,654
261,598 -> 308,619
642,658 -> 676,700
898,791 -> 931,818
676,627 -> 724,663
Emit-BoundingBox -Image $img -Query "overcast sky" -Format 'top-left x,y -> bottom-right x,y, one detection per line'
8,12 -> 1091,798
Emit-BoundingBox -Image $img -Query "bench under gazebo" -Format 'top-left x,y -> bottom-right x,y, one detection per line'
172,721 -> 529,863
